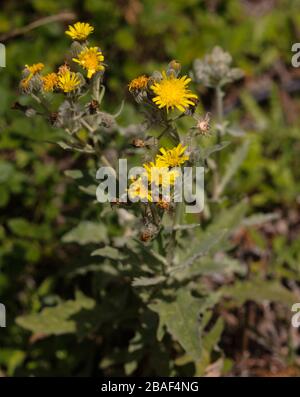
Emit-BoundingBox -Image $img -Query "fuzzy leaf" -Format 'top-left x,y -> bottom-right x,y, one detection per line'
91,246 -> 123,260
242,212 -> 280,227
201,141 -> 230,160
217,140 -> 249,196
132,275 -> 166,287
170,229 -> 228,273
16,292 -> 95,335
149,290 -> 215,359
62,221 -> 107,245
208,200 -> 248,235
222,280 -> 297,306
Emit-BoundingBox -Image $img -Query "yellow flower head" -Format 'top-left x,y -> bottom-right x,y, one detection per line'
20,63 -> 44,90
151,71 -> 197,112
57,70 -> 81,93
25,63 -> 44,74
143,162 -> 179,187
128,178 -> 152,202
128,75 -> 149,92
65,22 -> 94,41
73,47 -> 104,79
155,143 -> 189,168
42,72 -> 59,92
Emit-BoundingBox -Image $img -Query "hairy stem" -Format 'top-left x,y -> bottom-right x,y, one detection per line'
212,84 -> 224,201
166,201 -> 183,269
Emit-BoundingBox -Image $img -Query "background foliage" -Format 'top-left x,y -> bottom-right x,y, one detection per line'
1,0 -> 300,376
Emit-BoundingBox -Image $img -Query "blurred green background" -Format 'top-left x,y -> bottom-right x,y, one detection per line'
1,0 -> 300,376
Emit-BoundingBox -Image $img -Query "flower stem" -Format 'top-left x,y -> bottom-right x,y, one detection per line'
212,84 -> 224,201
166,201 -> 182,269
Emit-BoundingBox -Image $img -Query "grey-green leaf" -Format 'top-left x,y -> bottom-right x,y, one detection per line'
91,246 -> 123,260
16,292 -> 95,335
132,275 -> 166,287
221,280 -> 297,306
217,140 -> 249,196
62,221 -> 107,245
149,290 -> 212,359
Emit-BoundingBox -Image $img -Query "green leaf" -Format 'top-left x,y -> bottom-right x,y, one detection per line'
65,169 -> 97,196
91,246 -> 123,260
16,292 -> 95,336
195,317 -> 224,375
177,255 -> 246,279
57,141 -> 94,153
208,200 -> 248,235
132,275 -> 166,287
217,140 -> 249,196
149,290 -> 214,359
201,141 -> 230,161
170,229 -> 228,273
240,92 -> 268,130
0,349 -> 26,376
64,169 -> 84,179
221,280 -> 297,306
0,161 -> 14,183
79,184 -> 97,196
62,221 -> 107,245
242,212 -> 280,227
8,218 -> 31,237
165,223 -> 201,233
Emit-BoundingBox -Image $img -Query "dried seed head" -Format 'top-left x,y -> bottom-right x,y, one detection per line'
196,112 -> 211,135
156,199 -> 170,210
140,229 -> 152,242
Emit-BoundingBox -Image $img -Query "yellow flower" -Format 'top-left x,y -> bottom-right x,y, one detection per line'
57,70 -> 81,93
128,178 -> 152,202
73,47 -> 104,79
151,71 -> 197,112
143,162 -> 179,187
42,72 -> 59,92
128,75 -> 149,92
25,63 -> 44,74
21,63 -> 44,89
155,143 -> 189,168
20,78 -> 31,90
65,22 -> 94,41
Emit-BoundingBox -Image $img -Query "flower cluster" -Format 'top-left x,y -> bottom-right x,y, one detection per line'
19,22 -> 104,96
128,62 -> 198,114
128,143 -> 189,206
17,22 -> 209,244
